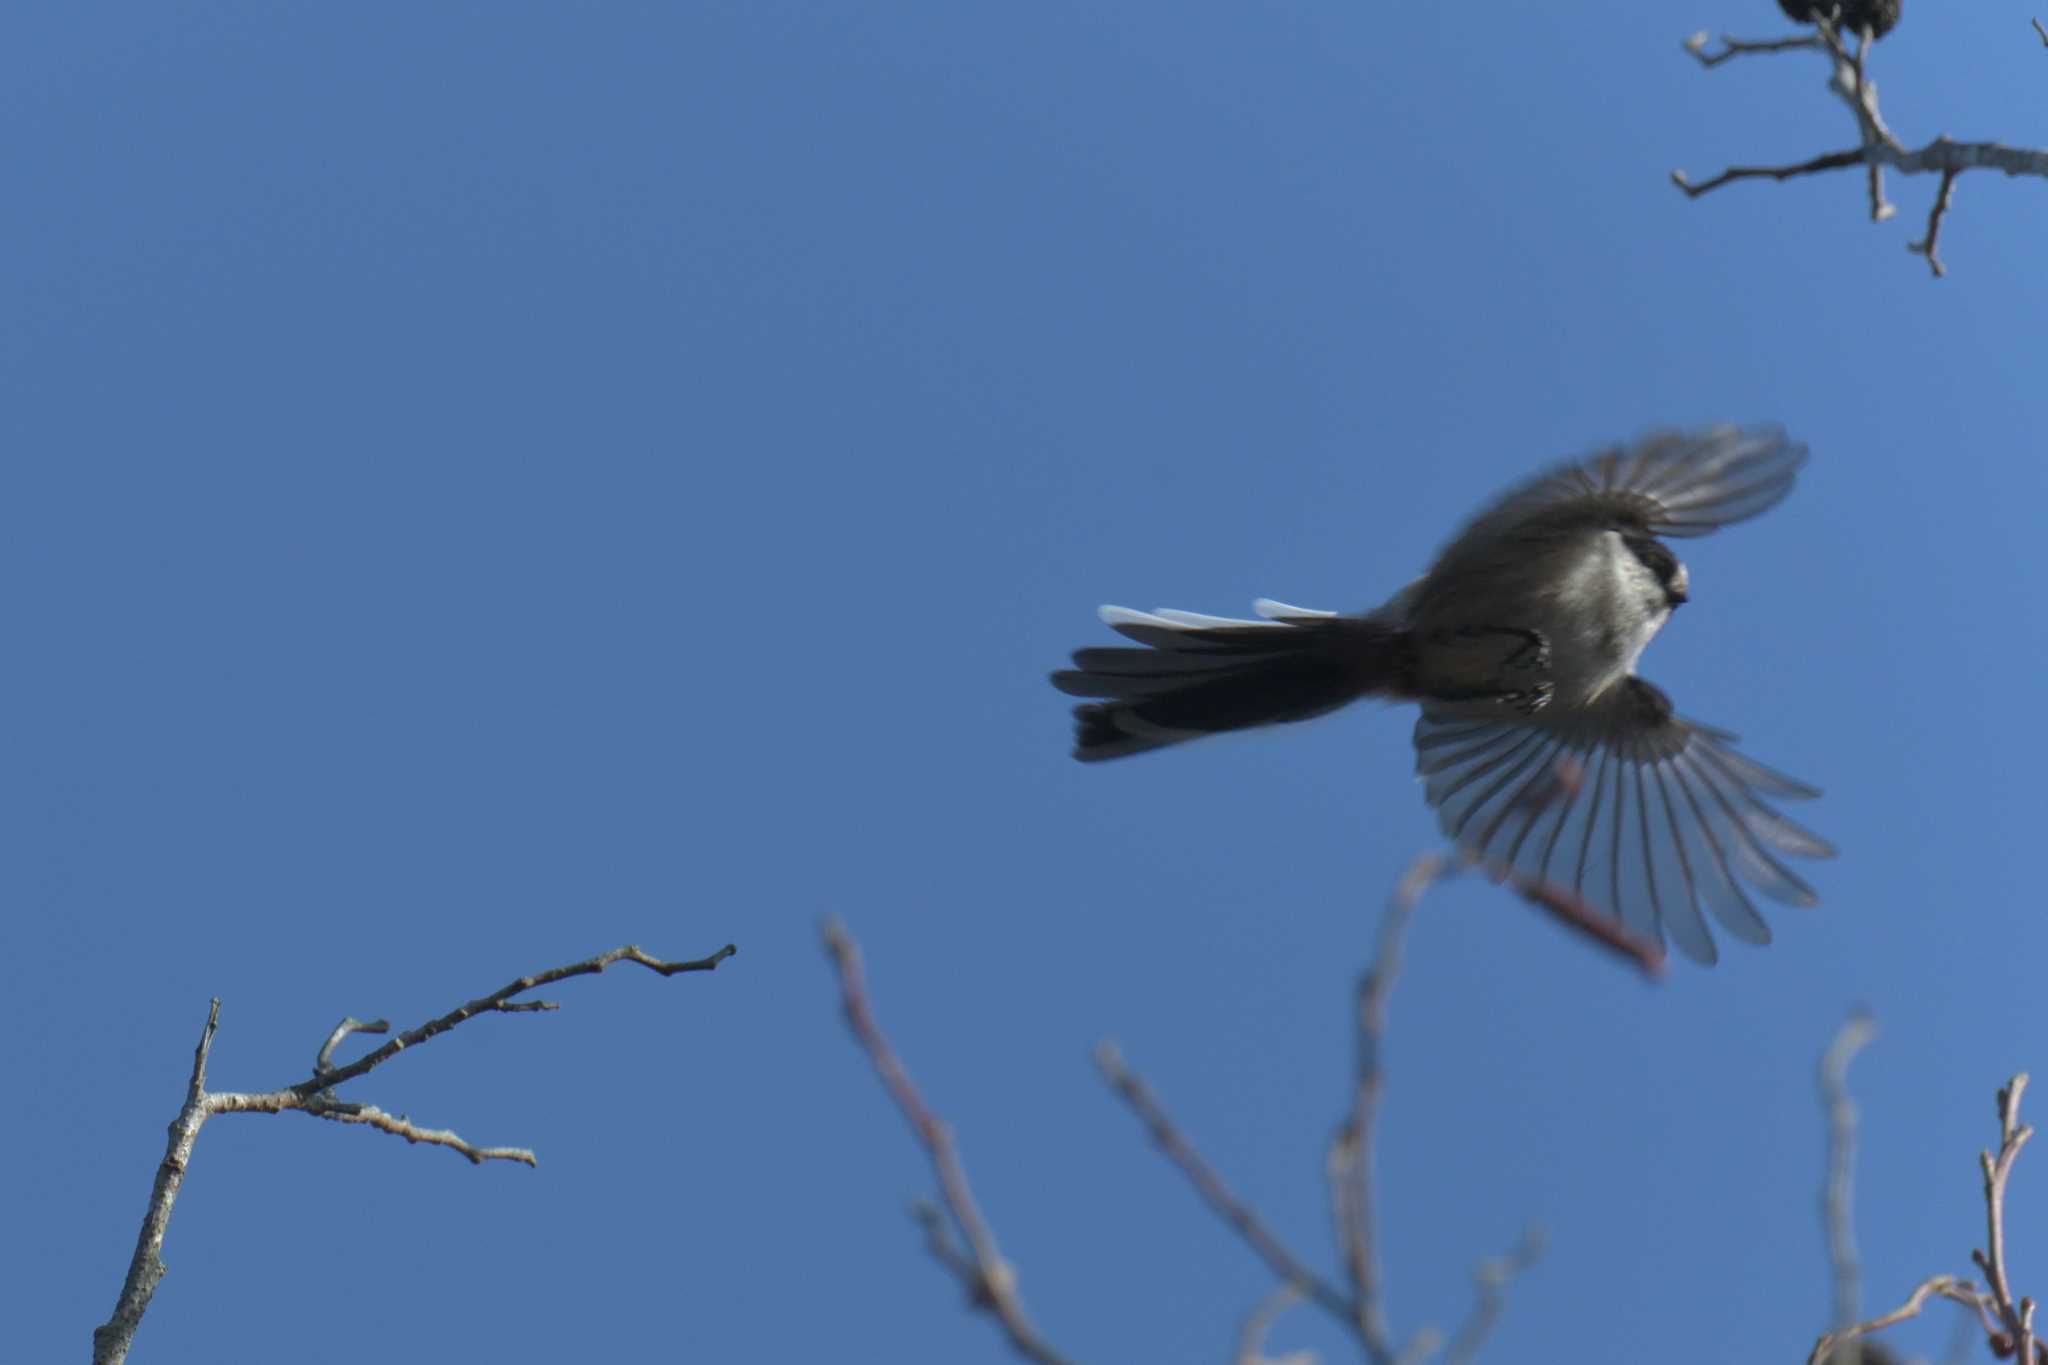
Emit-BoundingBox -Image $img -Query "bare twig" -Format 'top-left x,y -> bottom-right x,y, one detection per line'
1907,168 -> 1960,277
1683,30 -> 1822,66
1099,852 -> 1539,1363
1820,1008 -> 1879,1341
1096,1040 -> 1358,1329
2033,17 -> 2048,48
1496,870 -> 1666,978
1671,149 -> 1872,197
1328,852 -> 1443,1360
91,941 -> 735,1365
1972,1075 -> 2037,1363
289,941 -> 734,1099
1805,1072 -> 2047,1364
822,918 -> 1078,1365
1233,1285 -> 1315,1365
1675,20 -> 2048,273
314,1016 -> 389,1074
1442,1226 -> 1547,1365
91,1001 -> 223,1365
1807,1276 -> 1985,1365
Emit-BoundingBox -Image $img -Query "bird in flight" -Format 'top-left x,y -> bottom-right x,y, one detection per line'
1052,426 -> 1833,965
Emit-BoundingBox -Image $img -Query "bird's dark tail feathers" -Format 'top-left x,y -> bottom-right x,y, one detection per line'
1051,600 -> 1409,761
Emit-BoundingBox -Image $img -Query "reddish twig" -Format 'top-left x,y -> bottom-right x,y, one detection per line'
822,918 -> 1078,1365
1497,871 -> 1666,978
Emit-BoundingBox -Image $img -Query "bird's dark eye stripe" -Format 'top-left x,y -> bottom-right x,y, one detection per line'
1621,534 -> 1681,586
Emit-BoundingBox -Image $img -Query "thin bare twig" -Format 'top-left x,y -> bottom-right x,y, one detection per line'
1233,1284 -> 1314,1365
1100,852 -> 1540,1363
1807,1276 -> 1985,1365
289,941 -> 734,1099
1820,1008 -> 1879,1340
91,940 -> 735,1365
1670,150 -> 1871,198
1096,1040 -> 1357,1328
1496,870 -> 1666,977
1805,1072 -> 2048,1363
1907,168 -> 1960,277
314,1016 -> 389,1074
1972,1075 -> 2037,1363
1442,1226 -> 1547,1365
1682,30 -> 1822,66
1328,852 -> 1443,1361
822,918 -> 1078,1365
2033,17 -> 2048,48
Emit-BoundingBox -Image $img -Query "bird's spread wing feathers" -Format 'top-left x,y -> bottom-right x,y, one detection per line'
1412,676 -> 1833,965
1431,426 -> 1808,575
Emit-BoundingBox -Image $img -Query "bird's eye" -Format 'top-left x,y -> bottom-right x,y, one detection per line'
1622,535 -> 1681,587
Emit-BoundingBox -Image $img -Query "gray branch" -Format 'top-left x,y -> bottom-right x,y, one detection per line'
1819,1008 -> 1878,1344
1804,1072 -> 2043,1363
1674,20 -> 2048,275
90,940 -> 736,1365
822,917 -> 1078,1365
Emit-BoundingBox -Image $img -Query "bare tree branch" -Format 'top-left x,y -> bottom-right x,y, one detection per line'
1907,168 -> 1961,277
1100,852 -> 1541,1364
1682,30 -> 1823,66
1820,1008 -> 1879,1345
91,1001 -> 223,1365
822,918 -> 1078,1365
1972,1075 -> 2038,1363
1804,1071 -> 2048,1363
1441,1226 -> 1547,1365
1675,18 -> 2048,273
1329,852 -> 1440,1360
91,940 -> 736,1365
1095,1040 -> 1358,1330
1233,1285 -> 1315,1365
1808,1276 -> 1985,1365
1493,869 -> 1666,978
290,941 -> 734,1099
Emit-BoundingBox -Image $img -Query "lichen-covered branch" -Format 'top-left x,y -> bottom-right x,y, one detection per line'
1674,18 -> 2048,274
90,940 -> 737,1365
822,918 -> 1078,1365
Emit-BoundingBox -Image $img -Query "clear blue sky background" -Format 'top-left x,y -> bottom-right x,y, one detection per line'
10,4 -> 2046,1362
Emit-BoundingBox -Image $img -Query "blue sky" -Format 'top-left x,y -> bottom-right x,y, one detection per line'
10,4 -> 2048,1362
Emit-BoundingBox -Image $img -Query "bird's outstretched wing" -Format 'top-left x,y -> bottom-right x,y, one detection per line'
1411,676 -> 1833,964
1427,426 -> 1807,581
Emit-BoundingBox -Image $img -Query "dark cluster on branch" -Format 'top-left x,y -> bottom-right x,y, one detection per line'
1776,0 -> 1900,40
